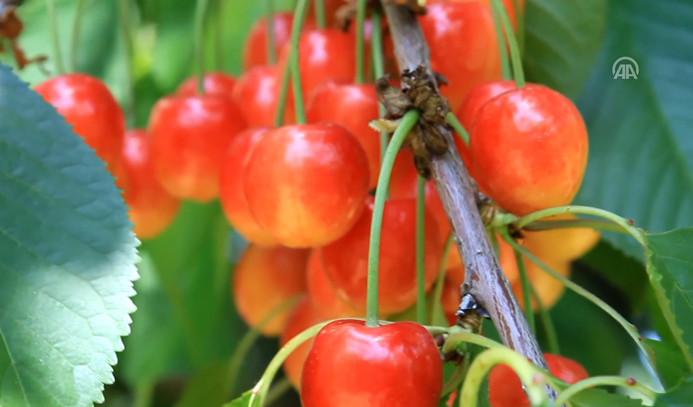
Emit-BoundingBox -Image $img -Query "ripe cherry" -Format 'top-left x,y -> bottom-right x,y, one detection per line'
218,127 -> 277,246
231,65 -> 294,127
419,1 -> 502,111
489,352 -> 588,407
175,71 -> 236,97
306,249 -> 360,319
148,94 -> 247,201
35,73 -> 125,171
301,319 -> 443,407
243,123 -> 370,247
243,11 -> 293,70
522,214 -> 601,261
120,129 -> 180,238
511,256 -> 569,311
321,197 -> 442,315
232,244 -> 309,336
307,81 -> 381,188
470,84 -> 588,215
279,296 -> 323,388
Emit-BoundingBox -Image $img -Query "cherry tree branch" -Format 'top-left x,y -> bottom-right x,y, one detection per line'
380,2 -> 549,372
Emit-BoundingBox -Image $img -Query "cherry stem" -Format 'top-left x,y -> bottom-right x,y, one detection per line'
289,0 -> 311,124
265,0 -> 277,65
445,112 -> 470,145
70,0 -> 86,72
214,0 -> 224,70
442,327 -> 504,353
513,247 -> 535,334
194,0 -> 212,94
264,378 -> 292,406
365,109 -> 421,327
416,175 -> 427,324
314,0 -> 326,28
501,234 -> 657,373
459,347 -> 551,407
490,0 -> 524,87
521,218 -> 626,233
512,0 -> 525,55
275,62 -> 291,126
354,0 -> 367,83
46,0 -> 65,74
531,283 -> 561,354
370,10 -> 388,165
430,234 -> 454,325
117,0 -> 136,127
490,1 -> 511,80
554,375 -> 659,405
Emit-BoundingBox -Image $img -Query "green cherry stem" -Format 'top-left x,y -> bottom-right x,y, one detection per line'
265,0 -> 277,65
489,1 -> 511,80
214,0 -> 225,70
442,328 -> 504,353
416,175 -> 426,324
117,0 -> 136,127
445,112 -> 470,146
275,61 -> 291,126
512,0 -> 525,55
513,246 -> 535,334
555,376 -> 659,405
532,283 -> 561,354
314,0 -> 326,28
521,218 -> 625,233
430,234 -> 454,325
46,0 -> 65,74
354,0 -> 367,83
490,0 -> 524,87
289,0 -> 311,124
366,109 -> 421,327
264,378 -> 293,406
70,0 -> 86,72
370,10 -> 389,164
193,0 -> 212,94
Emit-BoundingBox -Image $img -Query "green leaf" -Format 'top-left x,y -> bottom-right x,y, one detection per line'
0,64 -> 138,405
654,377 -> 693,407
575,0 -> 693,260
524,0 -> 608,98
645,229 -> 693,374
569,388 -> 645,407
223,389 -> 253,407
644,338 -> 690,390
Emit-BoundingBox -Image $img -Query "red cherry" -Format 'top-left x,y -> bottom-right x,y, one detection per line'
218,127 -> 277,246
232,244 -> 309,336
442,0 -> 525,29
243,123 -> 370,247
419,1 -> 502,111
306,0 -> 346,28
322,197 -> 442,315
231,65 -> 295,127
175,71 -> 236,97
120,129 -> 180,238
278,28 -> 356,101
307,81 -> 381,188
301,319 -> 443,407
470,84 -> 588,215
148,94 -> 247,201
489,352 -> 588,407
441,264 -> 465,325
243,12 -> 293,70
279,296 -> 323,388
35,73 -> 125,170
306,249 -> 360,319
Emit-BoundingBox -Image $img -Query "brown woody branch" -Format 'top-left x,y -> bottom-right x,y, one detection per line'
380,2 -> 550,372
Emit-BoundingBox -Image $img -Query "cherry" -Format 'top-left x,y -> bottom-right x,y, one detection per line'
35,73 -> 125,171
231,64 -> 294,127
522,214 -> 601,261
243,123 -> 370,247
512,256 -> 569,311
279,296 -> 323,388
321,197 -> 442,315
301,319 -> 443,407
232,244 -> 309,336
243,11 -> 294,70
489,352 -> 588,407
419,1 -> 502,111
443,0 -> 525,29
306,249 -> 360,319
175,71 -> 236,97
119,129 -> 180,238
441,264 -> 465,324
148,94 -> 247,201
218,127 -> 277,246
306,81 -> 381,188
470,84 -> 588,215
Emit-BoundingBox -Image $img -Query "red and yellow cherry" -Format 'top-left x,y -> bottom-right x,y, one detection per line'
243,11 -> 294,70
489,352 -> 588,407
279,296 -> 323,388
175,71 -> 236,97
301,319 -> 443,407
470,84 -> 588,215
243,123 -> 369,247
148,94 -> 247,201
307,81 -> 381,188
119,129 -> 180,238
512,256 -> 569,311
306,249 -> 360,319
441,264 -> 465,324
321,197 -> 442,315
442,0 -> 525,29
35,73 -> 125,171
522,214 -> 601,261
218,127 -> 277,246
232,244 -> 309,336
419,1 -> 502,111
232,65 -> 294,128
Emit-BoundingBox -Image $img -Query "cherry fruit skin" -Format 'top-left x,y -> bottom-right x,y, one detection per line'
279,296 -> 323,388
301,319 -> 443,407
470,84 -> 588,215
35,73 -> 125,170
149,94 -> 247,201
243,11 -> 293,70
231,65 -> 294,127
120,129 -> 180,238
175,71 -> 236,97
306,249 -> 360,319
243,123 -> 370,247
